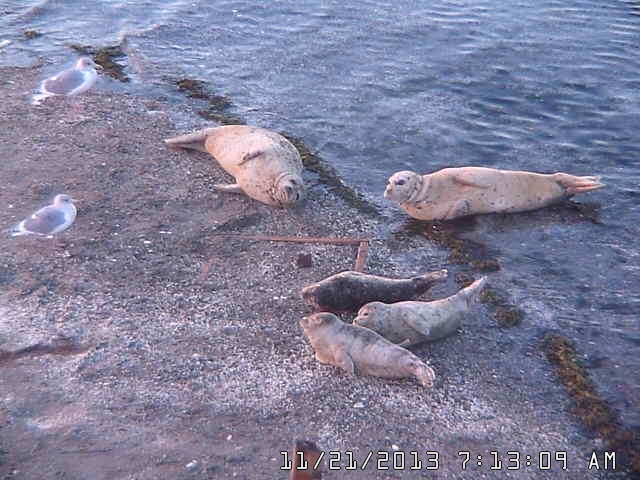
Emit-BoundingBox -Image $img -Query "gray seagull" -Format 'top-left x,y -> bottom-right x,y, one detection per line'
33,57 -> 101,105
7,194 -> 77,237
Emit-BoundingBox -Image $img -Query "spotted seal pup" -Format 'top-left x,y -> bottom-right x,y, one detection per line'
354,277 -> 487,346
300,312 -> 436,388
384,167 -> 604,220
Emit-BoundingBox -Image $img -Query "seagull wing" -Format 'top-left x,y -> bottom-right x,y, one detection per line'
42,69 -> 88,95
21,206 -> 68,235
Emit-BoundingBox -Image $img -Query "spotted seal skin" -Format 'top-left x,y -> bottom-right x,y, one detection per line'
300,312 -> 436,388
354,277 -> 487,346
301,269 -> 448,313
165,125 -> 304,206
384,167 -> 604,221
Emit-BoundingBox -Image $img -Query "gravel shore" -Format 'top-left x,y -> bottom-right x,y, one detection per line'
0,66 -> 626,479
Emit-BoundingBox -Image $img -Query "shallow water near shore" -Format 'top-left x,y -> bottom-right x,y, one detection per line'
1,0 -> 638,439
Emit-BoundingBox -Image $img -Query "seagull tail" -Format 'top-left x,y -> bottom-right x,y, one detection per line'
164,128 -> 216,153
3,225 -> 24,237
31,92 -> 52,106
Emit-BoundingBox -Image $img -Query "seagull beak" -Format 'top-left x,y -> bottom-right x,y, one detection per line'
94,63 -> 104,71
70,198 -> 78,203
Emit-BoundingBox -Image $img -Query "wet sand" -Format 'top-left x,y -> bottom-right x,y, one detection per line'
0,66 -> 623,479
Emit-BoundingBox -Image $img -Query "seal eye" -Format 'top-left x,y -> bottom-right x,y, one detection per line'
396,179 -> 405,186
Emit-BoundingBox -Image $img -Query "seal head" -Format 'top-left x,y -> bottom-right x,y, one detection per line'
384,171 -> 425,203
272,172 -> 304,206
300,312 -> 337,335
353,302 -> 387,330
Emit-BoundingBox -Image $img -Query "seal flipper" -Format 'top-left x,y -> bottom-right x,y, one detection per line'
239,149 -> 266,165
410,361 -> 436,388
444,199 -> 471,220
164,128 -> 215,153
333,350 -> 356,375
213,183 -> 244,194
552,173 -> 604,195
452,172 -> 492,189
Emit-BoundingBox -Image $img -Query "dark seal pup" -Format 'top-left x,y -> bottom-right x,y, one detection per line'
300,312 -> 436,388
301,269 -> 448,313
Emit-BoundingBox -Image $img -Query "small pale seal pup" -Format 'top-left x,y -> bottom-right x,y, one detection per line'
165,125 -> 304,206
354,276 -> 487,346
301,269 -> 448,313
384,167 -> 604,221
300,312 -> 436,388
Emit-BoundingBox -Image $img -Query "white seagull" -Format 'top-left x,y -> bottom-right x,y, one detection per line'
32,57 -> 101,105
7,194 -> 77,237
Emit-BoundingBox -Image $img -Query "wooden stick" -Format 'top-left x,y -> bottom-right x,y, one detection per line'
210,233 -> 366,245
209,234 -> 370,272
354,240 -> 369,272
290,440 -> 322,480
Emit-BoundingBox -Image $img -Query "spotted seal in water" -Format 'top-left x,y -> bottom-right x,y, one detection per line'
354,277 -> 487,346
300,312 -> 436,388
165,125 -> 304,206
301,269 -> 448,313
384,167 -> 604,221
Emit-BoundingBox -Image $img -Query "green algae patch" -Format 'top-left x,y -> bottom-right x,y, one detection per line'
479,287 -> 523,327
543,334 -> 640,474
176,78 -> 233,109
174,78 -> 241,124
281,133 -> 380,217
23,30 -> 41,39
70,43 -> 129,82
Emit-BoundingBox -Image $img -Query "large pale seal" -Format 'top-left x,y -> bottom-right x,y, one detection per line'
354,277 -> 487,346
300,312 -> 436,388
384,167 -> 604,221
165,125 -> 304,207
301,269 -> 448,313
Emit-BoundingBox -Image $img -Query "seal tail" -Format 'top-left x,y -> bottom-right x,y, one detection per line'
553,173 -> 604,195
459,276 -> 487,306
164,128 -> 215,153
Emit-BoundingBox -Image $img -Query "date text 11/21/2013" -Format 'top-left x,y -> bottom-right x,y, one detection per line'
280,449 -> 617,472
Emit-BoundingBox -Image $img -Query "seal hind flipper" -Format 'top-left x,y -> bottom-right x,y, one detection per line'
411,361 -> 436,388
552,173 -> 604,195
164,128 -> 216,153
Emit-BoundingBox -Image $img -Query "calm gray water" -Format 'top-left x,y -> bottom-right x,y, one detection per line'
1,0 -> 639,429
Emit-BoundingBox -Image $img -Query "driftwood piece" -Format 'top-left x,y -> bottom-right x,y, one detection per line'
208,234 -> 370,272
